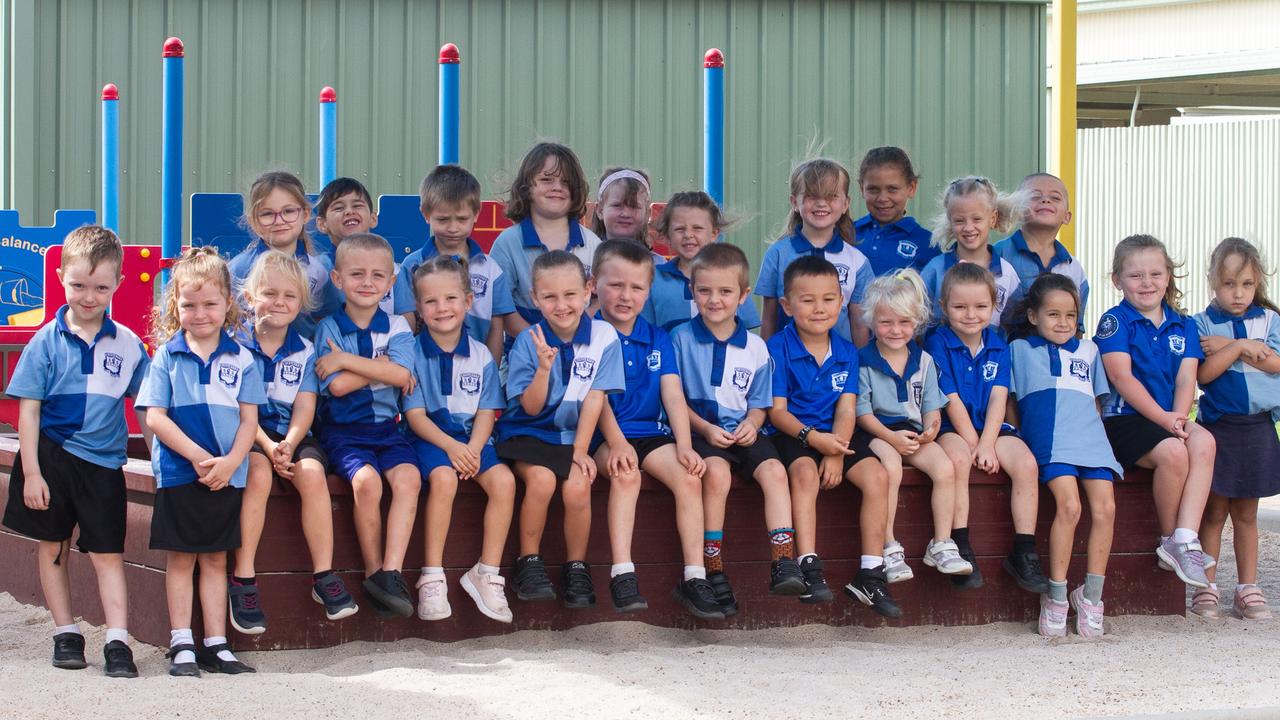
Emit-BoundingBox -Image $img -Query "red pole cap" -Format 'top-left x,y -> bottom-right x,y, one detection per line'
163,37 -> 185,58
704,48 -> 724,68
319,86 -> 336,103
439,43 -> 460,64
102,83 -> 119,101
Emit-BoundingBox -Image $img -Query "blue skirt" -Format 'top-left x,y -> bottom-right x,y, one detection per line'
1202,413 -> 1280,499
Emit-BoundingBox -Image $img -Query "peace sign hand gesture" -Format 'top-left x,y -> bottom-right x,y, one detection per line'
530,325 -> 559,372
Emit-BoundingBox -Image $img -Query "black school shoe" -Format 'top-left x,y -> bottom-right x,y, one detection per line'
362,569 -> 414,618
51,632 -> 87,670
166,643 -> 200,678
951,544 -> 985,590
1003,551 -> 1050,594
196,642 -> 256,674
844,566 -> 903,619
672,578 -> 726,620
799,556 -> 834,604
707,571 -> 739,616
609,571 -> 648,613
513,555 -> 556,601
562,561 -> 597,609
769,557 -> 807,596
228,580 -> 267,634
103,640 -> 138,678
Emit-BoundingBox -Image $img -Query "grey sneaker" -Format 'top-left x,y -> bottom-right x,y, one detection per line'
1155,538 -> 1209,589
922,539 -> 973,575
884,541 -> 914,583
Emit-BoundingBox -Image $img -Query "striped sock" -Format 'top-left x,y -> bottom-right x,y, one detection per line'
769,528 -> 796,562
703,531 -> 724,574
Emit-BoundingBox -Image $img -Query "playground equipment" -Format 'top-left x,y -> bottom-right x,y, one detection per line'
704,48 -> 725,206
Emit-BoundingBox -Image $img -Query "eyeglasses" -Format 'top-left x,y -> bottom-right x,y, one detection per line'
257,206 -> 304,226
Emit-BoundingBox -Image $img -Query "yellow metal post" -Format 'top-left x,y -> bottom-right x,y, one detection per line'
1051,0 -> 1078,252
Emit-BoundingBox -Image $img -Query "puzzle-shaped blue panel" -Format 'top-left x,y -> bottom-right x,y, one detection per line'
190,193 -> 333,259
373,195 -> 430,261
0,209 -> 96,324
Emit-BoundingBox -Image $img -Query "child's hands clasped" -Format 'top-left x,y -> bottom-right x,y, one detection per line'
889,429 -> 921,455
197,455 -> 238,491
732,418 -> 759,446
447,439 -> 481,479
1162,411 -> 1190,439
270,439 -> 296,479
701,424 -> 737,449
973,440 -> 1000,475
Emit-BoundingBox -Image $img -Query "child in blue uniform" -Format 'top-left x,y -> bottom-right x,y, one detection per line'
3,226 -> 150,677
766,256 -> 899,618
227,171 -> 340,337
496,251 -> 624,607
757,158 -> 874,345
591,167 -> 658,255
137,247 -> 266,676
642,191 -> 760,331
994,173 -> 1089,326
1006,273 -> 1120,638
926,262 -> 1046,595
402,256 -> 517,624
919,176 -> 1022,329
673,243 -> 806,611
1193,237 -> 1280,620
853,146 -> 938,274
856,270 -> 973,581
1095,234 -> 1216,590
490,143 -> 603,341
313,233 -> 421,618
314,177 -> 391,315
229,251 -> 357,636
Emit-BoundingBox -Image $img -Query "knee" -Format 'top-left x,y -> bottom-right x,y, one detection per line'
562,476 -> 592,509
428,469 -> 459,500
757,461 -> 789,492
351,474 -> 383,505
522,469 -> 557,502
388,470 -> 422,498
1014,455 -> 1040,484
199,552 -> 227,572
1090,495 -> 1116,523
703,467 -> 731,496
486,466 -> 517,501
1188,426 -> 1216,460
1158,440 -> 1190,472
857,462 -> 890,497
930,463 -> 955,486
610,468 -> 643,493
1203,500 -> 1230,525
292,466 -> 329,497
1057,497 -> 1082,524
1230,501 -> 1258,526
789,466 -> 819,492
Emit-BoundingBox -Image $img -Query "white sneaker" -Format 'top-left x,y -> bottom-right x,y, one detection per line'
415,573 -> 452,621
1039,595 -> 1068,637
884,541 -> 914,583
922,538 -> 973,575
462,564 -> 514,623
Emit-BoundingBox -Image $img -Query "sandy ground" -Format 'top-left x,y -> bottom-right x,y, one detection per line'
2,530 -> 1279,720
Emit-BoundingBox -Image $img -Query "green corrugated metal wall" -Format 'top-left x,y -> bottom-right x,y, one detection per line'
3,0 -> 1044,270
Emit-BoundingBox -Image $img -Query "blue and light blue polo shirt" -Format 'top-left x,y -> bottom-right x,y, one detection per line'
136,332 -> 266,488
600,314 -> 679,438
765,323 -> 858,434
855,342 -> 948,431
1009,335 -> 1121,476
642,258 -> 762,332
853,214 -> 939,275
488,218 -> 602,326
994,230 -> 1090,320
240,327 -> 318,436
670,316 -> 772,432
313,307 -> 416,426
1094,300 -> 1204,417
5,307 -> 150,469
391,237 -> 516,343
496,315 -> 625,445
403,332 -> 504,440
924,326 -> 1011,432
919,249 -> 1022,329
227,240 -> 341,338
1194,303 -> 1280,424
755,229 -> 875,343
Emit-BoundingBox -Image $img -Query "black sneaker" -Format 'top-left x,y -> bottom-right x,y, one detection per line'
562,561 -> 597,609
769,557 -> 806,596
364,586 -> 396,618
673,578 -> 726,619
844,566 -> 902,619
51,632 -> 87,670
1003,551 -> 1050,594
513,555 -> 556,601
228,580 -> 266,634
362,569 -> 414,618
951,544 -> 984,590
312,573 -> 359,620
799,556 -> 834,604
165,643 -> 200,677
707,571 -> 739,616
103,640 -> 139,678
196,642 -> 256,674
609,571 -> 648,613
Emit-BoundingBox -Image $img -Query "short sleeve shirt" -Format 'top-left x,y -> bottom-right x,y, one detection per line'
488,219 -> 602,326
671,317 -> 773,432
642,258 -> 762,332
1194,304 -> 1280,424
313,307 -> 416,425
853,214 -> 940,275
402,332 -> 504,441
240,327 -> 318,436
391,237 -> 516,344
994,231 -> 1091,322
1094,300 -> 1204,417
919,250 -> 1023,329
755,229 -> 875,344
766,323 -> 859,433
602,315 -> 680,438
855,341 -> 948,431
924,326 -> 1011,433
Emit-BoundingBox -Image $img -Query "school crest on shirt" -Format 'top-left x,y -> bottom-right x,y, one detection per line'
471,274 -> 489,297
278,360 -> 303,386
831,371 -> 849,391
912,381 -> 923,407
646,350 -> 662,372
572,357 -> 596,381
459,372 -> 481,395
732,367 -> 752,392
102,352 -> 123,378
996,286 -> 1008,310
1169,335 -> 1186,355
373,344 -> 388,359
834,264 -> 851,286
897,241 -> 918,259
982,361 -> 999,382
1069,358 -> 1090,381
217,363 -> 240,388
1096,314 -> 1119,340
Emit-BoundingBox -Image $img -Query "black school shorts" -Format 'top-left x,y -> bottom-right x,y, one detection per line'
3,435 -> 127,554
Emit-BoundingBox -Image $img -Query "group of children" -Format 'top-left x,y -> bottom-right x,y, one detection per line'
5,142 -> 1277,680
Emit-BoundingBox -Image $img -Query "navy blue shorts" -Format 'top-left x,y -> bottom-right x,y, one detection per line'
412,438 -> 503,479
1039,463 -> 1118,484
319,420 -> 417,482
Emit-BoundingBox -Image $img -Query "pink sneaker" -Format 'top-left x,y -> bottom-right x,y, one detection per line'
1233,585 -> 1273,620
1190,587 -> 1221,619
415,573 -> 451,621
1039,595 -> 1068,637
1069,586 -> 1105,639
462,564 -> 514,623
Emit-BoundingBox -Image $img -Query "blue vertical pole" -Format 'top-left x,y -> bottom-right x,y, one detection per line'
101,84 -> 120,234
439,43 -> 460,165
161,37 -> 184,283
319,86 -> 337,187
703,48 -> 725,207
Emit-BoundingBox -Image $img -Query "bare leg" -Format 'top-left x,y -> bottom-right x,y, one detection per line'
423,466 -> 459,568
471,464 -> 516,568
598,443 -> 641,566
903,443 -> 956,541
37,540 -> 74,627
1044,477 -> 1082,582
562,465 -> 593,561
289,458 -> 335,572
197,551 -> 228,638
88,552 -> 128,630
349,465 -> 385,575
643,445 -> 706,568
997,436 -> 1041,536
754,459 -> 793,532
1138,438 -> 1189,537
787,457 -> 821,556
516,463 -> 557,556
1229,498 -> 1262,585
382,463 -> 421,572
846,457 -> 889,558
233,454 -> 273,578
165,551 -> 197,631
1081,479 -> 1115,576
1200,493 -> 1231,584
938,434 -> 972,529
869,439 -> 903,544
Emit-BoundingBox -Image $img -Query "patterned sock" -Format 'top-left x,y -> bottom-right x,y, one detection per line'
952,527 -> 971,555
703,531 -> 724,574
769,528 -> 796,562
1084,573 -> 1105,604
1012,533 -> 1036,555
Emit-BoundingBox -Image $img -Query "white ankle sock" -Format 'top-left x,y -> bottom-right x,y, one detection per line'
683,565 -> 706,581
611,562 -> 636,578
1170,528 -> 1197,544
477,563 -> 500,576
170,629 -> 195,664
204,636 -> 236,662
54,624 -> 81,637
105,628 -> 129,645
423,566 -> 445,577
861,555 -> 883,570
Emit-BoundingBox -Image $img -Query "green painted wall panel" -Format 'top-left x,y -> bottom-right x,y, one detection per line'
5,0 -> 1044,274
